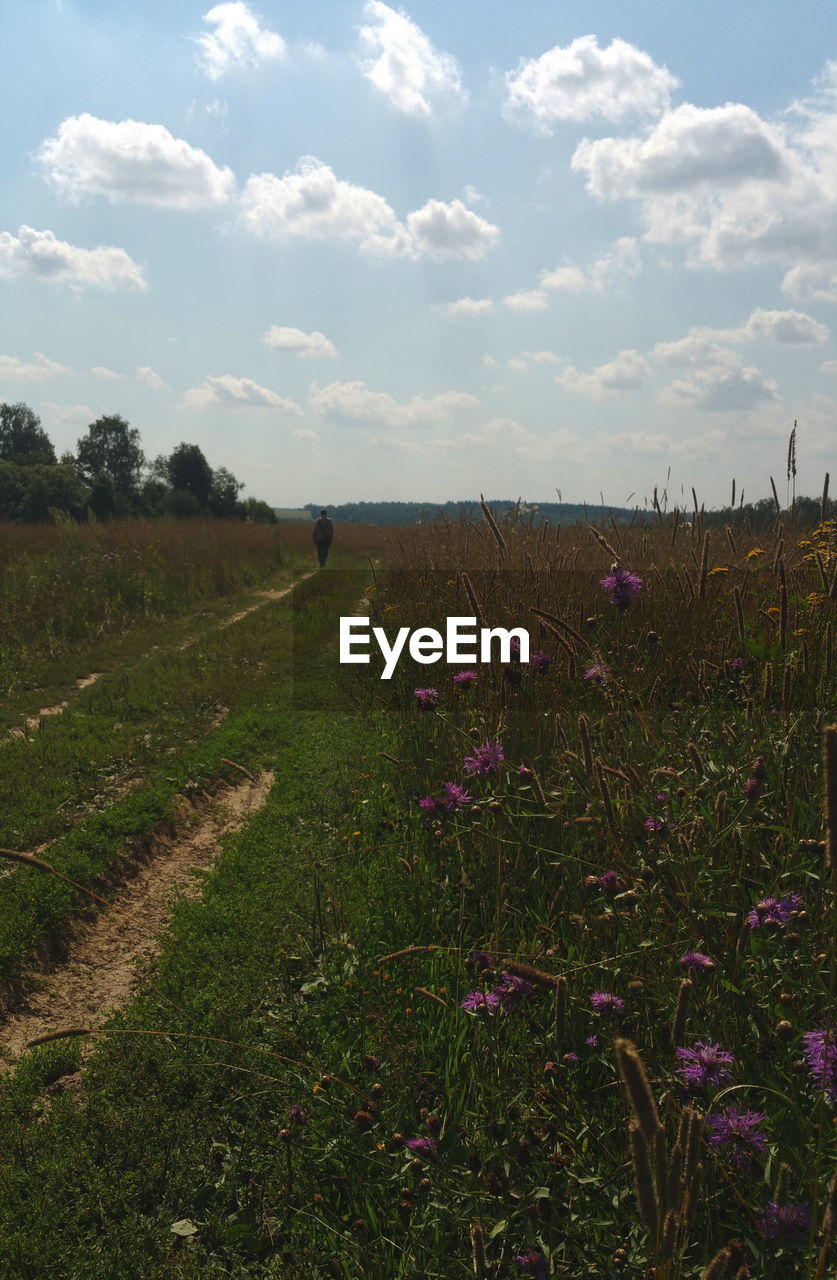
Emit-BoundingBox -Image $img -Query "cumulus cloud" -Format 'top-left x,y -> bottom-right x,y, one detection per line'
39,115 -> 235,208
0,225 -> 145,290
91,366 -> 124,379
503,288 -> 548,312
434,297 -> 495,316
358,1 -> 465,116
0,352 -> 68,380
556,349 -> 651,398
240,159 -> 499,261
40,402 -> 95,427
571,69 -> 837,287
537,239 -> 641,296
293,426 -> 319,441
660,362 -> 779,412
136,365 -> 167,389
505,34 -> 678,133
262,326 -> 338,358
182,374 -> 302,412
540,263 -> 587,293
195,3 -> 285,79
308,379 -> 477,427
655,308 -> 828,365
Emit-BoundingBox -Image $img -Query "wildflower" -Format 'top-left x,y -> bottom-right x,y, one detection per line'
745,548 -> 765,560
413,687 -> 439,709
518,764 -> 532,776
418,796 -> 441,813
679,951 -> 716,974
464,739 -> 505,776
728,656 -> 744,670
746,892 -> 803,930
460,989 -> 501,1014
675,1040 -> 735,1090
516,1251 -> 548,1278
531,651 -> 552,674
583,663 -> 610,680
596,869 -> 618,894
509,636 -> 521,658
655,792 -> 669,803
405,1136 -> 437,1154
644,816 -> 665,832
589,991 -> 624,1014
585,1035 -> 599,1048
707,566 -> 729,576
600,565 -> 643,610
802,1027 -> 837,1104
758,1200 -> 810,1242
441,782 -> 472,812
288,1104 -> 308,1126
452,669 -> 478,686
562,1052 -> 579,1065
743,778 -> 760,800
470,950 -> 494,971
493,973 -> 534,1013
706,1106 -> 767,1169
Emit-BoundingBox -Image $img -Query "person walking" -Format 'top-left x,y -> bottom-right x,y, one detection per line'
313,508 -> 334,567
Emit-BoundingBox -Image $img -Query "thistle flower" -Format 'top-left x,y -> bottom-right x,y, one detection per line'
743,777 -> 760,799
288,1104 -> 308,1127
418,796 -> 441,813
589,991 -> 624,1014
460,989 -> 501,1014
706,1106 -> 767,1169
516,1252 -> 548,1278
746,892 -> 803,930
596,869 -> 618,893
729,657 -> 744,670
441,782 -> 472,812
464,739 -> 505,776
470,950 -> 494,972
531,651 -> 552,674
405,1136 -> 437,1154
509,636 -> 521,658
585,1035 -> 599,1048
413,688 -> 439,709
679,951 -> 716,974
675,1040 -> 735,1090
758,1200 -> 810,1242
583,663 -> 610,680
600,565 -> 643,610
644,816 -> 665,832
802,1026 -> 837,1104
452,669 -> 478,686
493,973 -> 534,1013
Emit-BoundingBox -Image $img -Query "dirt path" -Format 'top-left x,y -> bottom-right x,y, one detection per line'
4,571 -> 315,742
0,773 -> 273,1065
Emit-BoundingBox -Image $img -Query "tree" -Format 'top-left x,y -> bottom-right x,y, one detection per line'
0,402 -> 56,466
76,414 -> 144,496
167,442 -> 213,509
209,466 -> 244,518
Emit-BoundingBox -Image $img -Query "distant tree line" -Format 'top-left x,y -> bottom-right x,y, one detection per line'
0,402 -> 276,523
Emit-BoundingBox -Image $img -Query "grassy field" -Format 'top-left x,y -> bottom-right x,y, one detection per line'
0,511 -> 833,1278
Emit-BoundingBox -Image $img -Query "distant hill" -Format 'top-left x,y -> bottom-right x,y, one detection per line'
294,500 -> 647,527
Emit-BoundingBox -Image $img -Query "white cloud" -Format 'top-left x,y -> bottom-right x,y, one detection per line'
655,309 -> 828,365
182,375 -> 302,412
241,160 -> 499,261
822,359 -> 837,374
556,349 -> 650,398
136,365 -> 167,389
0,352 -> 68,381
660,362 -> 779,412
434,296 -> 495,316
293,426 -> 319,441
39,115 -> 236,208
782,261 -> 837,303
358,1 -> 465,116
403,198 -> 499,261
91,366 -> 124,379
262,326 -> 338,358
309,379 -> 478,427
40,402 -> 94,427
504,288 -> 548,311
196,3 -> 285,80
540,263 -> 587,293
0,225 -> 145,290
589,236 -> 642,289
505,34 -> 678,133
741,307 -> 828,345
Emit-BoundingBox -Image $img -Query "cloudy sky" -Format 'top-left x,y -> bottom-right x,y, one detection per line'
2,1 -> 836,508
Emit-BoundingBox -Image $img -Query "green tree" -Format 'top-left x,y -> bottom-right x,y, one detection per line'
76,414 -> 144,496
0,403 -> 56,466
209,466 -> 244,518
167,442 -> 213,509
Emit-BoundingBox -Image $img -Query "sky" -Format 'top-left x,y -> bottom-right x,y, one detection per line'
1,1 -> 836,510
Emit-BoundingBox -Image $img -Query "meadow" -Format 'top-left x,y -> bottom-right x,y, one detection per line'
0,505 -> 833,1278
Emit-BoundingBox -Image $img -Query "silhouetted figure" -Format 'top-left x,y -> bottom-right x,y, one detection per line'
313,508 -> 334,566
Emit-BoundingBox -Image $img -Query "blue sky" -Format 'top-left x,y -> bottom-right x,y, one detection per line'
2,1 -> 836,508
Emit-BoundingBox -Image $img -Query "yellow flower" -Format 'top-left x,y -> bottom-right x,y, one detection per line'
707,566 -> 730,576
766,607 -> 780,616
806,592 -> 826,606
745,548 -> 765,559
793,628 -> 808,638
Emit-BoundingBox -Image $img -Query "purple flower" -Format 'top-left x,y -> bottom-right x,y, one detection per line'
518,764 -> 532,776
644,816 -> 665,832
405,1136 -> 437,1154
600,565 -> 643,610
743,777 -> 760,799
655,792 -> 669,804
746,892 -> 803,930
597,870 -> 618,894
463,739 -> 505,777
562,1051 -> 579,1066
419,796 -> 441,813
516,1251 -> 548,1279
470,950 -> 494,972
679,951 -> 716,974
441,782 -> 472,813
508,636 -> 521,658
729,657 -> 744,670
802,1027 -> 837,1104
758,1200 -> 810,1242
675,1041 -> 735,1090
460,989 -> 500,1014
530,651 -> 552,674
706,1106 -> 767,1169
452,669 -> 478,686
583,663 -> 610,680
585,1035 -> 599,1048
413,687 -> 439,709
288,1104 -> 308,1126
589,991 -> 624,1014
493,973 -> 534,1013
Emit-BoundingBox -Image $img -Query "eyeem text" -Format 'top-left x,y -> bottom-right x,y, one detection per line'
339,616 -> 530,680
